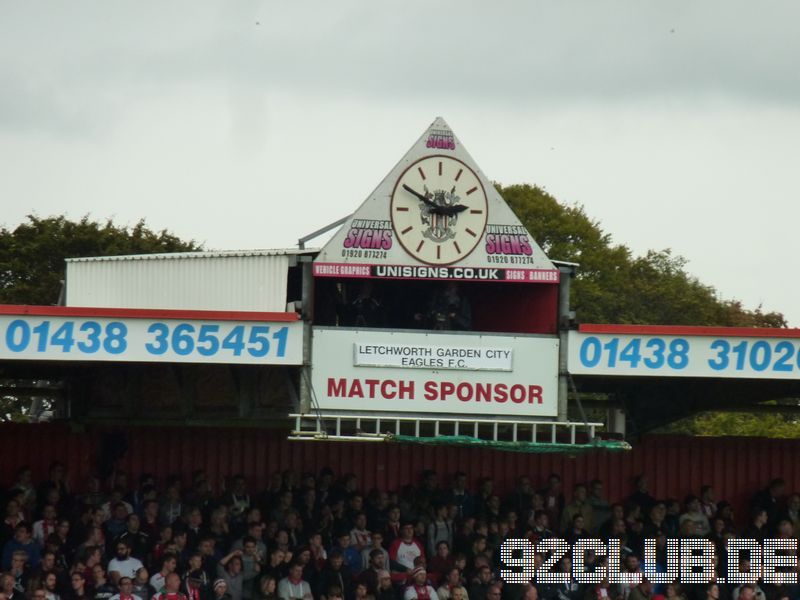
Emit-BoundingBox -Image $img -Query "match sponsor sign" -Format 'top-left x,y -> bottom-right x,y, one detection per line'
311,328 -> 558,416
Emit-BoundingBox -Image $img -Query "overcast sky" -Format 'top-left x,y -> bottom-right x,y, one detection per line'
2,1 -> 799,324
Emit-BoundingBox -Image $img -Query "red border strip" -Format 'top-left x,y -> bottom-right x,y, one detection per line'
0,305 -> 299,322
579,323 -> 800,339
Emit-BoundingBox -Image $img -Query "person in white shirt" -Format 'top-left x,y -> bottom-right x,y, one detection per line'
277,563 -> 312,600
33,505 -> 59,546
150,554 -> 178,592
108,540 -> 145,585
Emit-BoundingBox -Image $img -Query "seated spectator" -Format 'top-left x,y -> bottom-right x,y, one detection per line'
34,505 -> 60,547
104,503 -> 131,542
117,514 -> 149,562
150,554 -> 179,593
277,563 -> 312,600
42,571 -> 61,600
404,567 -> 438,600
679,497 -> 710,538
108,540 -> 145,585
389,523 -> 425,586
3,523 -> 42,570
467,565 -> 493,600
374,572 -> 393,600
437,568 -> 468,600
731,583 -> 765,600
741,510 -> 767,543
8,549 -> 30,594
427,506 -> 454,558
92,564 -> 117,600
212,580 -> 232,600
153,573 -> 188,600
110,576 -> 143,600
699,487 -> 717,521
133,568 -> 154,600
561,484 -> 594,534
357,549 -> 387,596
182,552 -> 210,600
428,542 -> 453,586
254,575 -> 277,600
65,571 -> 90,600
350,514 -> 371,553
328,530 -> 360,574
315,551 -> 352,600
353,583 -> 370,600
217,551 -> 245,600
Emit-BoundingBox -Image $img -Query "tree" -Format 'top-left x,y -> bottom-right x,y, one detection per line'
499,183 -> 787,327
499,183 -> 791,437
0,215 -> 201,422
0,215 -> 201,306
659,410 -> 800,438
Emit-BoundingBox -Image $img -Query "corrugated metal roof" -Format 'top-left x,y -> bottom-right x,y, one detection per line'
66,248 -> 319,263
65,250 -> 314,312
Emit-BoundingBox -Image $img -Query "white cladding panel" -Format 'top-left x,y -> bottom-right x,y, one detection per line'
66,253 -> 292,312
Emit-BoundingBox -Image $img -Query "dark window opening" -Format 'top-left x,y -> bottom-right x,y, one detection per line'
312,278 -> 557,335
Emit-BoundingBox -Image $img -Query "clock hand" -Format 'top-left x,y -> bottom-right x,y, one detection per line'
402,184 -> 438,209
430,204 -> 469,217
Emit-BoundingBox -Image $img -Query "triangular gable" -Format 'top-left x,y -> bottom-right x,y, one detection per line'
313,117 -> 559,284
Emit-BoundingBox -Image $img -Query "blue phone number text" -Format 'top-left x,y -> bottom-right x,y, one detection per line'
578,336 -> 800,373
3,319 -> 290,358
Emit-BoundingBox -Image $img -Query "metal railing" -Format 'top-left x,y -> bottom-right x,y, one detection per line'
289,412 -> 602,445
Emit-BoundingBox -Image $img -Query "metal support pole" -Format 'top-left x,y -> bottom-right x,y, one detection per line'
299,257 -> 315,414
557,265 -> 574,422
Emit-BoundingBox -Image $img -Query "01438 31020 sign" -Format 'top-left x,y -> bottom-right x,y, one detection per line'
568,332 -> 800,379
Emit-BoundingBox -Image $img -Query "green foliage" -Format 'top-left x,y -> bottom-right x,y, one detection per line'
499,183 -> 787,327
0,215 -> 201,305
659,411 -> 800,437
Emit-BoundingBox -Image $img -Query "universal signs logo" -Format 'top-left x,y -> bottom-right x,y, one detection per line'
426,129 -> 455,150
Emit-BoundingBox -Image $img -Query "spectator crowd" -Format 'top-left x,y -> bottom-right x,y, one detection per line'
0,462 -> 797,600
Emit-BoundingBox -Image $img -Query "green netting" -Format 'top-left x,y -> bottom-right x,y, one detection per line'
387,434 -> 631,453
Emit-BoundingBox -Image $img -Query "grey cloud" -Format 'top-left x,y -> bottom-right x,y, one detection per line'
2,0 -> 800,140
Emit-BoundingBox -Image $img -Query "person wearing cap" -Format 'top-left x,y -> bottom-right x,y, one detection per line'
404,567 -> 438,600
213,580 -> 232,600
389,522 -> 425,585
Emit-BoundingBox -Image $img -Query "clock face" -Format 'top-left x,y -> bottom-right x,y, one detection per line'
390,155 -> 489,265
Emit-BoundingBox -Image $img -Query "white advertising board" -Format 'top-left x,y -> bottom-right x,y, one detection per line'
568,330 -> 800,380
312,328 -> 558,416
0,312 -> 303,365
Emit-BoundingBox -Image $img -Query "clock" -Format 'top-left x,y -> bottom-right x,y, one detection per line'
390,155 -> 489,265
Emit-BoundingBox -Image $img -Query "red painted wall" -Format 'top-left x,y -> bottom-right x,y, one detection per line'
0,423 -> 792,526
